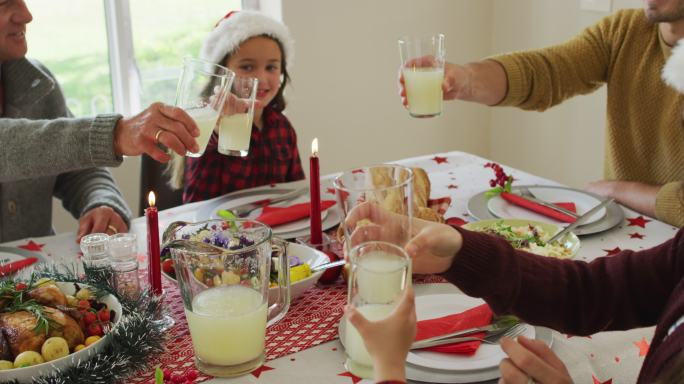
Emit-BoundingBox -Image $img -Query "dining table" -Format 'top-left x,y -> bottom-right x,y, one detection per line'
0,150 -> 677,384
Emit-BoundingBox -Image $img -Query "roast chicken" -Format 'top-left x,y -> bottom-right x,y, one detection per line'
0,284 -> 85,358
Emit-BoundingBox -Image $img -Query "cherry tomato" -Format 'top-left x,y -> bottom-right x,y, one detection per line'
162,259 -> 174,275
84,311 -> 97,326
87,323 -> 103,337
97,308 -> 110,322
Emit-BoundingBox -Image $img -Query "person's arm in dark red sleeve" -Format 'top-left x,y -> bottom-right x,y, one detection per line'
443,227 -> 684,336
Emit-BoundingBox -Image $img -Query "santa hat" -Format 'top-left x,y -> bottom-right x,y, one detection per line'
200,10 -> 294,70
662,39 -> 684,93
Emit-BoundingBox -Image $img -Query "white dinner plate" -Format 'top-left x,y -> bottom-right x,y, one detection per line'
467,185 -> 625,236
406,294 -> 535,371
487,186 -> 606,225
338,290 -> 553,383
195,185 -> 342,239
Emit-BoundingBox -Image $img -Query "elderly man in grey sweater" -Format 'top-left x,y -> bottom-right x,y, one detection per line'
0,1 -> 201,243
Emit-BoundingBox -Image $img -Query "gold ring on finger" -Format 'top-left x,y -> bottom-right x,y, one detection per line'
154,129 -> 164,144
107,225 -> 118,234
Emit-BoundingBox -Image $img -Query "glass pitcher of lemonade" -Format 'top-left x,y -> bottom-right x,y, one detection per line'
162,219 -> 290,377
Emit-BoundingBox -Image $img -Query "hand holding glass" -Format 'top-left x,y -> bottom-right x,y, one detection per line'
399,34 -> 446,118
175,57 -> 234,157
334,165 -> 413,379
219,77 -> 258,157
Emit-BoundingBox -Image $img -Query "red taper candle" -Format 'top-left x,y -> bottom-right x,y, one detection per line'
309,138 -> 322,246
146,191 -> 162,295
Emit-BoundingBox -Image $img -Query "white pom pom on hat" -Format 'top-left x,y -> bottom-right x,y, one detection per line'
200,10 -> 294,69
662,38 -> 684,93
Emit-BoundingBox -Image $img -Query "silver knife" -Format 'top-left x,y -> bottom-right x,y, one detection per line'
227,187 -> 309,217
548,198 -> 615,243
311,259 -> 346,272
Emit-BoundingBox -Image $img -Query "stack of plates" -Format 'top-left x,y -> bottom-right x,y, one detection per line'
467,185 -> 624,236
339,292 -> 553,383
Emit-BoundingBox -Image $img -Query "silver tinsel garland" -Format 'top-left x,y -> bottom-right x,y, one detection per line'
3,265 -> 169,384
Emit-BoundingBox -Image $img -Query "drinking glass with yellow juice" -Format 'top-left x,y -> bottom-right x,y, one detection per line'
164,219 -> 290,377
398,34 -> 445,118
345,242 -> 411,379
175,57 -> 234,157
333,165 -> 414,379
219,77 -> 258,157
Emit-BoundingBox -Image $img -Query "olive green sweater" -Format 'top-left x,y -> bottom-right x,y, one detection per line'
491,9 -> 684,227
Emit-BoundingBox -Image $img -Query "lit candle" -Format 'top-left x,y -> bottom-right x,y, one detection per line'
146,191 -> 162,296
309,138 -> 322,246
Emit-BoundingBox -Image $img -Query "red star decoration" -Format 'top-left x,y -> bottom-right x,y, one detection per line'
634,337 -> 650,357
338,371 -> 362,384
447,184 -> 458,189
250,365 -> 275,378
615,356 -> 620,363
629,233 -> 645,239
351,169 -> 364,174
446,217 -> 467,227
592,375 -> 612,384
17,240 -> 45,252
432,156 -> 448,164
326,187 -> 336,195
627,216 -> 651,228
603,247 -> 622,256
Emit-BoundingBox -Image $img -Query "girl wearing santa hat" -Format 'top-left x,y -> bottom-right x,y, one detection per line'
169,10 -> 305,202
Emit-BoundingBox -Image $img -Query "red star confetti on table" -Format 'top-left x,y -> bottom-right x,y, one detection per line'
592,375 -> 612,384
447,184 -> 458,189
634,337 -> 650,357
17,240 -> 45,252
338,371 -> 362,384
629,232 -> 645,239
250,365 -> 275,378
627,216 -> 651,228
603,247 -> 622,256
326,187 -> 336,195
351,169 -> 364,174
432,156 -> 448,164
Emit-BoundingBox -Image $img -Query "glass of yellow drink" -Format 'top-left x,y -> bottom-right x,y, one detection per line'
175,57 -> 234,157
398,34 -> 446,118
164,219 -> 290,377
218,76 -> 258,157
333,165 -> 414,378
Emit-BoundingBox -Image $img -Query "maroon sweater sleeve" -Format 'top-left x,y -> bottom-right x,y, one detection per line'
442,227 -> 684,336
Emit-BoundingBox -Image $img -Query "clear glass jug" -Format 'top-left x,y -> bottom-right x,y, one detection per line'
162,219 -> 290,377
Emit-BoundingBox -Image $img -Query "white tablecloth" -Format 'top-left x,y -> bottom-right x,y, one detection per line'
3,151 -> 676,383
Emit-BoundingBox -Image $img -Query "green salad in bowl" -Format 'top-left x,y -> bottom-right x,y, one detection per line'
463,219 -> 580,259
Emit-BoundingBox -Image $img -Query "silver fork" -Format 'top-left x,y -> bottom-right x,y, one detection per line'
230,187 -> 309,217
410,323 -> 527,350
516,186 -> 580,219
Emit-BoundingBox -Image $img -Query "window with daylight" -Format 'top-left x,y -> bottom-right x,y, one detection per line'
25,0 -> 244,117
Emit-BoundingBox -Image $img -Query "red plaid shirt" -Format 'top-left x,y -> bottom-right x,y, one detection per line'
183,107 -> 305,203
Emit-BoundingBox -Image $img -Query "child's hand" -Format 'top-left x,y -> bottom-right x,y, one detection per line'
345,286 -> 416,382
499,336 -> 572,384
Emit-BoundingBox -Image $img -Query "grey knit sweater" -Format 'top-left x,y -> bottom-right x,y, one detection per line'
0,58 -> 131,242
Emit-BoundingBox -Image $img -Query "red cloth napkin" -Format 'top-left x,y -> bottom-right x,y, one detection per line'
501,192 -> 577,223
0,257 -> 38,276
415,303 -> 493,355
255,200 -> 336,227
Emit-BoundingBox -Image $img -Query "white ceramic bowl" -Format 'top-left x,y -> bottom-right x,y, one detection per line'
268,242 -> 330,304
0,282 -> 122,383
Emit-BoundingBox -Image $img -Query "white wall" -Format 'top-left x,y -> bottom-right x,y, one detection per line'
282,0 -> 493,177
51,0 -> 644,233
489,0 -> 642,188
